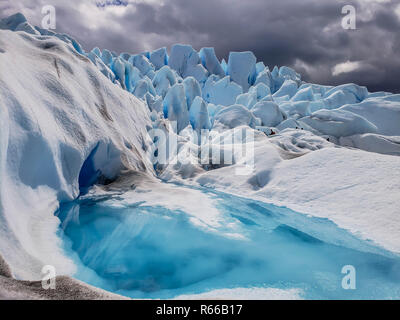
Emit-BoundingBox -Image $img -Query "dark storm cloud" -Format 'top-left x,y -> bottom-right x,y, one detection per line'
1,0 -> 399,92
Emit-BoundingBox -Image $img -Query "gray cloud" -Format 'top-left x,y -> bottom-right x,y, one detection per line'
1,0 -> 399,92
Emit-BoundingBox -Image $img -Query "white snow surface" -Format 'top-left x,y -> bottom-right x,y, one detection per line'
194,147 -> 400,253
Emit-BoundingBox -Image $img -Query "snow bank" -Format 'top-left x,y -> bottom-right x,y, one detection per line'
339,134 -> 400,156
194,146 -> 400,253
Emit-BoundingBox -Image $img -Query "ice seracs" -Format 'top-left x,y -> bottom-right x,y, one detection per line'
251,101 -> 287,127
227,51 -> 257,92
183,76 -> 201,110
273,79 -> 298,99
0,12 -> 27,31
168,44 -> 208,83
152,66 -> 177,98
213,104 -> 259,129
150,47 -> 168,70
203,75 -> 243,106
199,47 -> 225,77
163,83 -> 190,133
189,96 -> 211,132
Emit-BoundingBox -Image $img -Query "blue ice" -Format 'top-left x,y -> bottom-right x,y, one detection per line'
56,186 -> 400,300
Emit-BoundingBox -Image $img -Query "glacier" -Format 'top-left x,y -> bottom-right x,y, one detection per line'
0,13 -> 400,299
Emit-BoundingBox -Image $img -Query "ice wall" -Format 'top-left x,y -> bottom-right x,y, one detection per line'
0,25 -> 154,278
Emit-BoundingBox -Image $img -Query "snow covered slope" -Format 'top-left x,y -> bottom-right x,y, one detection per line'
0,26 -> 154,279
194,147 -> 400,253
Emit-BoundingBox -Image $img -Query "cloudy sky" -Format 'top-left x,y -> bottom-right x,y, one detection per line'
1,0 -> 399,92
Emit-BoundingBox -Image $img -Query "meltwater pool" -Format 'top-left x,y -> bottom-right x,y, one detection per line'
55,185 -> 400,299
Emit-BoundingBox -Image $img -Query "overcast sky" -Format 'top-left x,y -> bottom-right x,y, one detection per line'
1,0 -> 399,92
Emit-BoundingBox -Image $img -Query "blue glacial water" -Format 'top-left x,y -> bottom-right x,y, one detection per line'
55,185 -> 400,299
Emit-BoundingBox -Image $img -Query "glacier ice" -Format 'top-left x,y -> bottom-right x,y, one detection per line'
199,47 -> 225,77
152,65 -> 177,98
301,109 -> 378,137
251,101 -> 286,127
168,44 -> 208,83
255,68 -> 273,90
19,22 -> 383,142
111,57 -> 127,89
340,97 -> 400,136
213,104 -> 259,129
203,75 -> 243,106
278,66 -> 301,83
273,79 -> 298,99
323,89 -> 359,110
15,21 -> 40,35
183,76 -> 201,110
250,83 -> 272,100
1,12 -> 400,298
291,86 -> 314,102
189,96 -> 211,132
128,54 -> 154,78
0,13 -> 27,31
133,77 -> 156,99
235,83 -> 272,109
163,83 -> 190,133
280,101 -> 311,118
101,49 -> 113,66
227,51 -> 257,92
145,92 -> 163,113
325,83 -> 368,102
150,47 -> 168,70
87,51 -> 115,82
235,92 -> 258,109
0,26 -> 154,278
